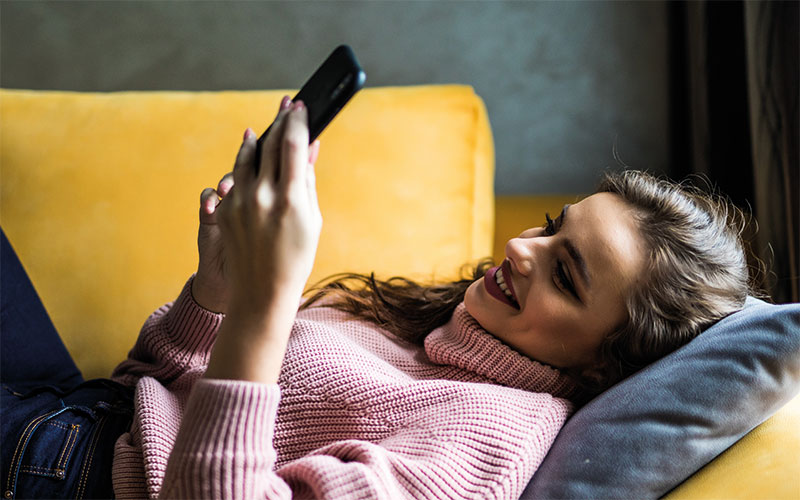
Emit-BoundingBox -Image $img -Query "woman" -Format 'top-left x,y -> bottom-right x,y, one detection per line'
1,97 -> 750,499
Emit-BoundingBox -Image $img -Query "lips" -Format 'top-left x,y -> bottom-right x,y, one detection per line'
484,260 -> 520,310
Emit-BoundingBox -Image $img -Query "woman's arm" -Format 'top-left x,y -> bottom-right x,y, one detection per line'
109,276 -> 224,387
161,378 -> 571,500
111,97 -> 321,388
152,98 -> 569,500
158,97 -> 325,497
201,98 -> 321,383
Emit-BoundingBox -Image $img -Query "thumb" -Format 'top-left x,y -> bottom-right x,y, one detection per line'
199,187 -> 220,225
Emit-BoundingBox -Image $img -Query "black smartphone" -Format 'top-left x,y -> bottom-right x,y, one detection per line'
255,45 -> 366,165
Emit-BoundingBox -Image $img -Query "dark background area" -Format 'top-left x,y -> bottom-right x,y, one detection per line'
2,0 -> 796,301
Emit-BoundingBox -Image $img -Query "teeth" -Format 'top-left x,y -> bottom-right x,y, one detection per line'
495,268 -> 515,301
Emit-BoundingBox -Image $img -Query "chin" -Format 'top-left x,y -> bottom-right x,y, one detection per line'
463,280 -> 480,313
464,279 -> 494,330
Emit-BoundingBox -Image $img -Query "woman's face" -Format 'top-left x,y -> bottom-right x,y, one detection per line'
464,192 -> 645,371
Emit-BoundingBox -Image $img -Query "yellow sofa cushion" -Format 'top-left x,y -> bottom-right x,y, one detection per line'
0,86 -> 494,379
664,392 -> 800,500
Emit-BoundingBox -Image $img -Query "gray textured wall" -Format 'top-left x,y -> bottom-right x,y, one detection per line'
0,0 -> 671,194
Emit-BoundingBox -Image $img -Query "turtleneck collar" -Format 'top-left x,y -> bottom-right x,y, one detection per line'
424,303 -> 579,400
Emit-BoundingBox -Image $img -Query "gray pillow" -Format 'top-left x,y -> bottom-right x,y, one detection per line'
522,297 -> 800,499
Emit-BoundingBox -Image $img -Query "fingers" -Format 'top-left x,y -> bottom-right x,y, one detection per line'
228,99 -> 314,221
306,140 -> 321,217
199,172 -> 235,223
260,96 -> 293,183
217,172 -> 234,197
232,128 -> 258,188
279,101 -> 310,199
309,140 -> 321,167
199,187 -> 219,224
233,95 -> 291,186
306,161 -> 321,221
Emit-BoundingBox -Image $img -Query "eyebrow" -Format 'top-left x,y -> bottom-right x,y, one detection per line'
561,205 -> 592,291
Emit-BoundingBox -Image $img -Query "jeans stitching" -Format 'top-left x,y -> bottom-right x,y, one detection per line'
18,465 -> 62,478
57,424 -> 80,469
44,420 -> 70,431
5,414 -> 46,491
4,408 -> 64,495
75,414 -> 106,500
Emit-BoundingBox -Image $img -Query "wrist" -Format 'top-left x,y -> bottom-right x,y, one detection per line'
191,274 -> 228,314
204,306 -> 296,384
225,292 -> 299,332
227,280 -> 304,317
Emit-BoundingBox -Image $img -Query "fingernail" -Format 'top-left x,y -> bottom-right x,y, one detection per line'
243,128 -> 253,141
281,95 -> 291,109
294,100 -> 305,111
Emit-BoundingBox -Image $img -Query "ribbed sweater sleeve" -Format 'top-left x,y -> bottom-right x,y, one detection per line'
159,379 -> 287,499
160,378 -> 570,499
110,276 -> 224,387
112,287 -> 575,499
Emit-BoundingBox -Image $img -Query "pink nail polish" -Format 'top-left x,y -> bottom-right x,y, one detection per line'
281,96 -> 291,109
294,100 -> 305,111
243,128 -> 253,140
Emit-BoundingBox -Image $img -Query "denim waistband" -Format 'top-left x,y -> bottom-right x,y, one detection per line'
1,378 -> 135,499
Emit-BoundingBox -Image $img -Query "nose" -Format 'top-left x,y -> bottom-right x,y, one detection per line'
505,235 -> 544,277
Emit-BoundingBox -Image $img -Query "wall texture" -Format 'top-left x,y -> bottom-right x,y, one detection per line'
1,0 -> 671,194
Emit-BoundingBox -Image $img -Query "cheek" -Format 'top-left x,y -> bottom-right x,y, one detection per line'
517,293 -> 583,348
464,281 -> 478,310
520,288 -> 562,327
464,279 -> 509,333
463,281 -> 486,321
465,280 -> 491,313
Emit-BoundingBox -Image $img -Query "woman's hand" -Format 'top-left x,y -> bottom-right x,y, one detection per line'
192,172 -> 235,313
192,97 -> 321,315
204,97 -> 322,383
218,98 -> 322,316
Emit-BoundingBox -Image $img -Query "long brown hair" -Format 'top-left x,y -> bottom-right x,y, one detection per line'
590,170 -> 751,390
300,259 -> 495,344
300,170 -> 752,396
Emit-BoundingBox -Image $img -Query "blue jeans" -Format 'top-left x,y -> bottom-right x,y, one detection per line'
1,229 -> 134,499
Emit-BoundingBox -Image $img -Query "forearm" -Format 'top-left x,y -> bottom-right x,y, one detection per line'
203,295 -> 298,384
201,100 -> 319,384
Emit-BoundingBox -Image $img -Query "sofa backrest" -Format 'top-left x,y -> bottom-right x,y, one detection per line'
0,86 -> 495,378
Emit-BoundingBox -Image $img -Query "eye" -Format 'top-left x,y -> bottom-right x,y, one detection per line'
555,260 -> 580,300
543,211 -> 581,301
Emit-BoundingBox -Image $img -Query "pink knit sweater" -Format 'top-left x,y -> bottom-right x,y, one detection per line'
110,278 -> 576,499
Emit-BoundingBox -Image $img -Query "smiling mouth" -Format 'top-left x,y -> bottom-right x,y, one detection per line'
484,260 -> 520,310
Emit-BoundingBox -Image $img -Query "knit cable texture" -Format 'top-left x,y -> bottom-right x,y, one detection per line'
111,278 -> 575,499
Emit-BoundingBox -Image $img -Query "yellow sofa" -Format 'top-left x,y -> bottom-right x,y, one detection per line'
1,86 -> 797,499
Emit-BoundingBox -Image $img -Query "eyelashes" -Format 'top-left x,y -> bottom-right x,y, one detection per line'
542,212 -> 580,300
555,261 -> 580,300
544,212 -> 555,236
